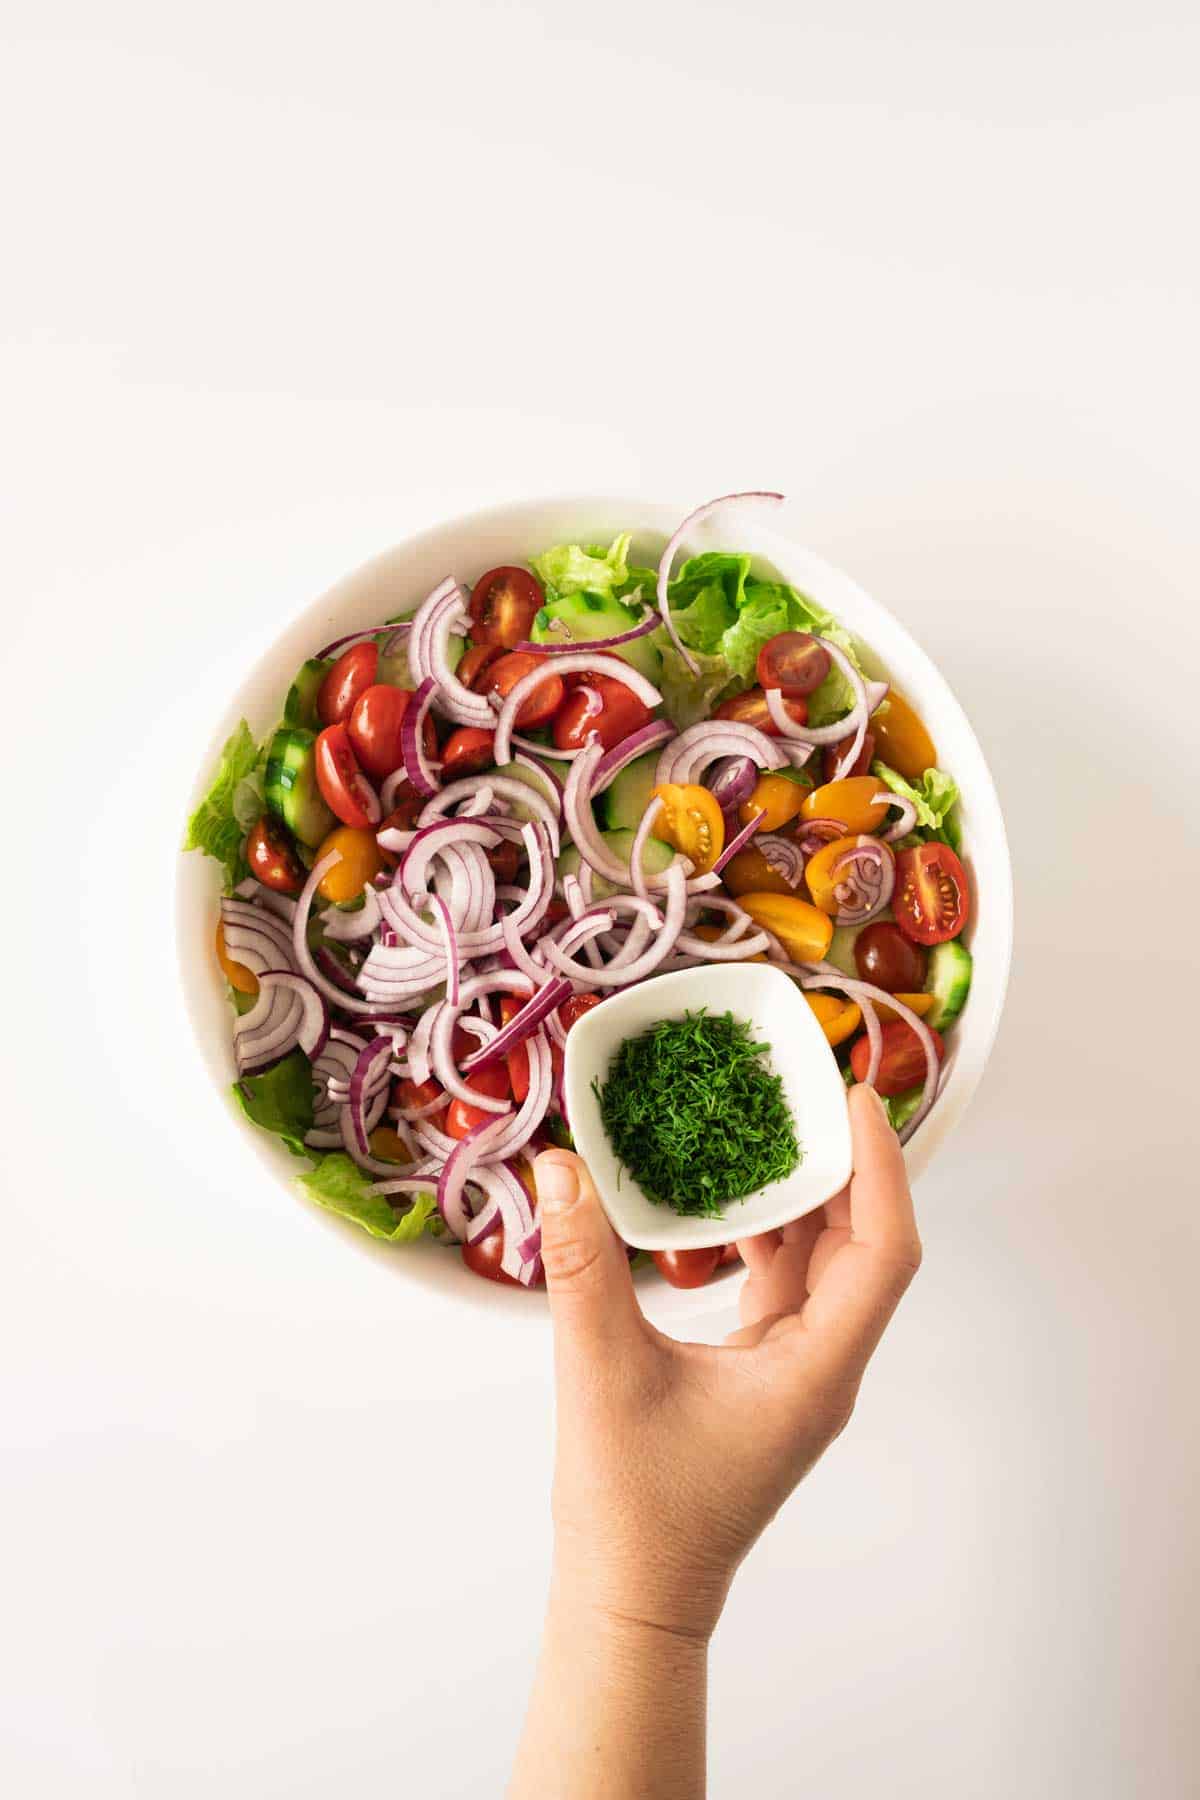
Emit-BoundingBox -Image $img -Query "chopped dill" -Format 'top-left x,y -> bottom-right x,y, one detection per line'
593,1009 -> 801,1218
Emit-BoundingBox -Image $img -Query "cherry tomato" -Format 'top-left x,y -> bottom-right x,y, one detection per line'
377,786 -> 425,855
441,726 -> 495,777
317,642 -> 379,726
469,566 -> 545,648
445,1062 -> 512,1139
800,777 -> 890,837
651,782 -> 724,873
717,1243 -> 742,1267
485,652 -> 565,729
314,724 -> 381,829
462,1228 -> 545,1286
690,921 -> 766,961
552,676 -> 653,753
498,994 -> 531,1105
894,843 -> 969,945
804,834 -> 881,918
368,1126 -> 411,1164
652,1247 -> 722,1289
735,892 -> 834,963
348,684 -> 436,781
246,813 -> 305,894
822,730 -> 875,783
486,837 -> 521,883
214,920 -> 258,994
756,631 -> 830,696
874,992 -> 937,1024
870,691 -> 936,779
739,772 -> 807,833
558,993 -> 603,1031
720,843 -> 802,899
393,1075 -> 444,1116
853,921 -> 927,992
314,825 -> 385,904
805,991 -> 862,1047
458,642 -> 502,690
850,1019 -> 945,1097
716,686 -> 807,735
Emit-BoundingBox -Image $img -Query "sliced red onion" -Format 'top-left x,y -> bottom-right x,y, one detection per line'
428,998 -> 516,1114
400,677 -> 440,798
347,1036 -> 398,1156
233,975 -> 303,1073
321,885 -> 383,943
292,853 -> 398,1014
628,796 -> 666,901
219,898 -> 297,975
752,833 -> 807,887
711,811 -> 762,873
472,1032 -> 554,1165
828,836 -> 896,925
491,653 -> 661,767
418,775 -> 560,857
459,975 -> 572,1072
437,1113 -> 516,1238
877,792 -> 919,841
762,638 -> 884,785
543,861 -> 687,986
706,754 -> 758,813
429,895 -> 459,1003
428,595 -> 493,727
591,720 -> 677,794
795,817 -> 847,858
512,752 -> 564,817
654,720 -> 786,787
473,1164 -> 541,1284
514,610 -> 660,655
656,491 -> 784,675
316,620 -> 412,660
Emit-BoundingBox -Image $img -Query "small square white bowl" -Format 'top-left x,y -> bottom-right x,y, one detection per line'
563,964 -> 854,1252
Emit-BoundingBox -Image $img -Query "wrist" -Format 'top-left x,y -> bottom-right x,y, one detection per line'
551,1532 -> 733,1647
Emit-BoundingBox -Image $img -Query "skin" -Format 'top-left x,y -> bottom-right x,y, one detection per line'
508,1083 -> 922,1800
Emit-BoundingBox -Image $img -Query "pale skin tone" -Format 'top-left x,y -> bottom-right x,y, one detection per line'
508,1082 -> 922,1800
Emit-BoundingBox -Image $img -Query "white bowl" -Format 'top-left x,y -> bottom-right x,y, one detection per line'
176,494 -> 1012,1333
564,964 -> 854,1251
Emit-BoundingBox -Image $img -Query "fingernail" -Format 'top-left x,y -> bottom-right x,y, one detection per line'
535,1157 -> 580,1216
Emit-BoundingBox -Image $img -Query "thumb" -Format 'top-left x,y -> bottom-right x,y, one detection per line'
533,1150 -> 644,1355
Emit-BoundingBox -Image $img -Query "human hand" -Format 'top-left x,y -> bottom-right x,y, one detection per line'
532,1082 -> 922,1644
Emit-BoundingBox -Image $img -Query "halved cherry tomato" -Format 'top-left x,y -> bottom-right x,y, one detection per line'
486,838 -> 521,884
445,1062 -> 512,1139
653,1247 -> 722,1289
739,772 -> 808,833
368,1126 -> 411,1164
734,892 -> 834,962
853,921 -> 927,992
822,729 -> 875,783
894,843 -> 969,945
393,1075 -> 444,1116
716,686 -> 808,735
720,843 -> 802,899
559,993 -> 603,1031
689,922 -> 765,962
315,825 -> 384,904
874,992 -> 937,1025
458,642 -> 502,690
651,782 -> 724,873
317,642 -> 378,726
804,834 -> 881,918
806,991 -> 862,1047
469,566 -> 545,648
246,813 -> 305,894
498,994 -> 531,1105
376,788 -> 425,862
800,777 -> 890,836
756,632 -> 830,696
870,691 -> 936,779
348,684 -> 436,781
314,724 -> 381,829
214,920 -> 258,994
552,675 -> 652,753
484,652 -> 565,728
850,1020 -> 944,1096
462,1228 -> 545,1286
441,726 -> 495,777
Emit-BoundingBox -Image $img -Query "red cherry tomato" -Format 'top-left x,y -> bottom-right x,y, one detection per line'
314,724 -> 381,829
718,1243 -> 742,1267
376,788 -> 425,864
393,1076 -> 445,1116
486,838 -> 521,883
469,566 -> 545,648
461,1228 -> 545,1286
347,684 -> 437,781
444,1062 -> 511,1139
715,686 -> 808,736
558,993 -> 603,1032
458,643 -> 502,690
894,843 -> 970,946
246,814 -> 304,894
756,632 -> 831,697
850,1020 -> 945,1097
822,729 -> 876,783
498,994 -> 531,1104
441,726 -> 496,777
485,652 -> 565,728
552,676 -> 653,753
652,1247 -> 723,1289
317,642 -> 378,726
853,921 -> 927,992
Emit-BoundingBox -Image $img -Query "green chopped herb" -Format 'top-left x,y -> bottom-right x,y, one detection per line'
594,1009 -> 801,1218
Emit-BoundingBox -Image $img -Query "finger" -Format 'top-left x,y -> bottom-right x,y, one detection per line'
534,1150 -> 645,1359
736,1229 -> 780,1279
841,1082 -> 920,1259
736,1211 -> 823,1330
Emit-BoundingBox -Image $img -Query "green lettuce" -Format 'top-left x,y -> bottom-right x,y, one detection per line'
298,1153 -> 439,1242
184,720 -> 259,889
657,643 -> 739,729
871,762 -> 961,849
233,1050 -> 314,1158
885,1088 -> 925,1131
531,533 -> 631,600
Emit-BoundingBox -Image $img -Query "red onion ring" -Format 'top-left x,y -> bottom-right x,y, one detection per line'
292,853 -> 394,1014
654,720 -> 786,787
656,491 -> 784,676
876,792 -> 919,841
827,836 -> 896,925
321,885 -> 383,943
754,833 -> 806,887
315,620 -> 413,660
513,609 -> 661,655
794,817 -> 847,858
711,811 -> 762,874
590,720 -> 677,795
400,677 -> 440,798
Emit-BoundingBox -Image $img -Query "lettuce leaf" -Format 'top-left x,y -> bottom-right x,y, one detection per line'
233,1049 -> 314,1158
532,534 -> 631,600
885,1087 -> 925,1131
717,585 -> 794,681
871,762 -> 961,848
657,642 -> 739,729
184,720 -> 258,889
298,1153 -> 439,1242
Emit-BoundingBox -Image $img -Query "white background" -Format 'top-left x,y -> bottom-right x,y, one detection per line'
4,6 -> 1198,1796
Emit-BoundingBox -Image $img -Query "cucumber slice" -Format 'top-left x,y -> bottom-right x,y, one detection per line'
601,751 -> 660,832
925,940 -> 972,1029
530,592 -> 662,683
557,828 -> 674,902
264,728 -> 336,848
824,925 -> 860,977
283,659 -> 332,730
491,758 -> 569,822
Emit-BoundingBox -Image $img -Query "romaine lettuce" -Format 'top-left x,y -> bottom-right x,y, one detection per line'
871,763 -> 961,848
531,534 -> 631,600
233,1049 -> 314,1158
298,1153 -> 439,1242
184,720 -> 259,889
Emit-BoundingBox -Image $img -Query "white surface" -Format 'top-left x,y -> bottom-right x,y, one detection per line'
565,964 -> 855,1251
3,7 -> 1199,1797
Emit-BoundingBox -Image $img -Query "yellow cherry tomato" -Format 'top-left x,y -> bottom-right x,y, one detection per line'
369,1126 -> 411,1164
690,922 -> 766,962
871,690 -> 937,779
803,834 -> 882,918
738,771 -> 808,833
805,992 -> 862,1047
214,920 -> 258,995
734,893 -> 834,963
800,776 -> 890,836
873,991 -> 937,1025
650,783 -> 724,874
720,844 -> 799,898
316,825 -> 385,904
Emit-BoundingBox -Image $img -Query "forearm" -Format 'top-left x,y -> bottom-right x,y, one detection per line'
508,1572 -> 709,1800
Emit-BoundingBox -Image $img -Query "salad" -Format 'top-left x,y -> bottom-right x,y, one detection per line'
185,492 -> 972,1292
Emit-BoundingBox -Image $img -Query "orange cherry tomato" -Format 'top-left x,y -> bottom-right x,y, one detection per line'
246,814 -> 305,895
873,992 -> 937,1025
805,991 -> 862,1047
315,825 -> 384,904
870,691 -> 936,779
689,922 -> 765,962
214,920 -> 258,995
484,652 -> 565,729
368,1126 -> 411,1164
720,844 -> 802,899
317,642 -> 378,726
804,834 -> 882,918
738,772 -> 808,833
850,1020 -> 944,1096
651,783 -> 724,873
894,843 -> 969,945
314,723 -> 380,829
800,777 -> 890,836
733,892 -> 834,963
469,566 -> 545,648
